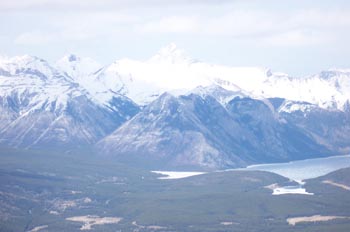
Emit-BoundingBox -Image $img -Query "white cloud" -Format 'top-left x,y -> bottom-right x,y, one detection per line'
7,0 -> 350,46
13,11 -> 138,45
5,0 -> 350,76
263,30 -> 329,46
136,7 -> 350,47
201,10 -> 278,37
14,31 -> 54,45
291,9 -> 350,29
12,5 -> 350,48
140,16 -> 199,33
0,0 -> 231,11
14,28 -> 98,45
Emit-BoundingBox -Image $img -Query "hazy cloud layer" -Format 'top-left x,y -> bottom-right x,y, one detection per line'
0,0 -> 231,11
1,0 -> 350,75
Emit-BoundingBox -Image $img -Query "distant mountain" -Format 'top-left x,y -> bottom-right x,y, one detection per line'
56,54 -> 102,80
85,44 -> 350,110
1,44 -> 350,169
0,55 -> 138,149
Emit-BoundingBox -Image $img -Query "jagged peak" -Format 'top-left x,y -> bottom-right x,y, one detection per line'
56,54 -> 101,79
59,54 -> 81,63
157,91 -> 177,101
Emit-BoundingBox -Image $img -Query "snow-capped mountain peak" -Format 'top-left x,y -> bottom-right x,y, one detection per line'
0,55 -> 59,80
78,45 -> 350,110
3,44 -> 350,111
56,54 -> 102,80
0,54 -> 139,149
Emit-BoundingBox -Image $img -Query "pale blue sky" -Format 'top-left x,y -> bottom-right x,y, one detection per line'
1,0 -> 350,76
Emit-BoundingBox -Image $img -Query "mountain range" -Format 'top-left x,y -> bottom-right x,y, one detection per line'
1,44 -> 350,169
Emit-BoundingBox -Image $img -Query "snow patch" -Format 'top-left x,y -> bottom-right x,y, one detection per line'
287,215 -> 350,226
66,215 -> 122,230
27,225 -> 48,232
220,221 -> 238,225
152,171 -> 206,179
49,210 -> 59,215
265,183 -> 313,195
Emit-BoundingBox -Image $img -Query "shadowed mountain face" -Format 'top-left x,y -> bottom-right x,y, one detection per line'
226,97 -> 332,162
98,93 -> 242,170
280,104 -> 350,154
97,90 -> 337,170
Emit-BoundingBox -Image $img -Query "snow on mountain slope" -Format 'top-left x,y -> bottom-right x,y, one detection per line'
4,45 -> 349,112
189,84 -> 248,106
87,44 -> 350,110
89,44 -> 270,105
55,54 -> 115,105
0,55 -> 81,113
278,100 -> 318,114
0,55 -> 139,149
55,54 -> 140,107
0,55 -> 64,81
262,70 -> 350,110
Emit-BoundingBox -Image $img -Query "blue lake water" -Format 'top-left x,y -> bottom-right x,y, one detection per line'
244,155 -> 350,182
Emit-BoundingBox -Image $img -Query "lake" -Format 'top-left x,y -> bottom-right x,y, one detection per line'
244,155 -> 350,182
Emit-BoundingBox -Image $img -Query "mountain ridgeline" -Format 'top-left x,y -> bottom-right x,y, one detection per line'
1,45 -> 350,169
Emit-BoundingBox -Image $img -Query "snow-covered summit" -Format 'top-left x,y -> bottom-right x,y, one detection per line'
0,55 -> 63,81
85,44 -> 350,109
56,54 -> 101,81
89,44 -> 271,105
2,44 -> 350,111
0,55 -> 86,115
0,54 -> 139,149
